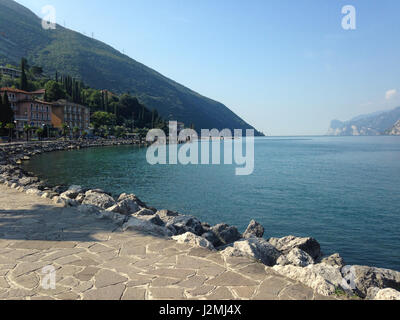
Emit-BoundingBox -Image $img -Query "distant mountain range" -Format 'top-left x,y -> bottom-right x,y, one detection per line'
0,0 -> 262,135
386,120 -> 400,136
327,107 -> 400,136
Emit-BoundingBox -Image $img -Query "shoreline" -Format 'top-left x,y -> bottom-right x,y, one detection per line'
1,140 -> 399,300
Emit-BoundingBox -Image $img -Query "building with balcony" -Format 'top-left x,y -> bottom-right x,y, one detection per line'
0,87 -> 52,132
0,66 -> 21,79
51,100 -> 90,135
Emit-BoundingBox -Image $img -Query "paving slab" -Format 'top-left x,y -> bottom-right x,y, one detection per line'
0,185 -> 332,300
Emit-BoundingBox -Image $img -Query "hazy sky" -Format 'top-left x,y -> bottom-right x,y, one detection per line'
16,0 -> 400,135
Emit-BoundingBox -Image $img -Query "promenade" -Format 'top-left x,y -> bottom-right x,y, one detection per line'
0,185 -> 330,300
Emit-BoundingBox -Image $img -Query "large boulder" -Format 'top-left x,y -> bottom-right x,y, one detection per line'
106,198 -> 140,215
122,217 -> 172,237
243,220 -> 265,238
60,186 -> 83,200
345,266 -> 400,298
272,264 -> 343,296
136,214 -> 164,226
82,190 -> 116,209
134,208 -> 156,216
277,248 -> 314,267
321,253 -> 345,268
221,237 -> 281,266
268,235 -> 322,260
172,232 -> 215,251
211,224 -> 242,247
118,193 -> 147,208
166,215 -> 204,236
368,288 -> 400,300
18,176 -> 39,187
156,209 -> 181,223
201,231 -> 220,247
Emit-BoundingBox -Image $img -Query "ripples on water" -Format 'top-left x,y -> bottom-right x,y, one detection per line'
24,136 -> 400,270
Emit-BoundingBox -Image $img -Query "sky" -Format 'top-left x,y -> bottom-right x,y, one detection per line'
15,0 -> 400,135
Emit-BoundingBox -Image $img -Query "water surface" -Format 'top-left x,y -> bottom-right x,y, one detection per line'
24,136 -> 400,270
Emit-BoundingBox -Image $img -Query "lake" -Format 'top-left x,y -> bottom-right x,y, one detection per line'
24,136 -> 400,271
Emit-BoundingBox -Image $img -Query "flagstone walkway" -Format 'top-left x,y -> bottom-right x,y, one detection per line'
0,185 -> 333,300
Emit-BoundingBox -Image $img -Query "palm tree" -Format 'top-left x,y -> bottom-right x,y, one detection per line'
61,123 -> 69,139
73,126 -> 80,139
24,124 -> 33,142
36,128 -> 44,141
5,123 -> 15,142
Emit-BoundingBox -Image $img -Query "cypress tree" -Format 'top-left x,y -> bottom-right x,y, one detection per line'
20,59 -> 28,91
0,93 -> 14,124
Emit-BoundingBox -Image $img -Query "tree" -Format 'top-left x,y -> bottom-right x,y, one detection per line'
36,127 -> 44,141
20,58 -> 28,91
0,93 -> 14,127
44,81 -> 66,102
61,123 -> 69,138
5,123 -> 15,140
24,125 -> 34,142
72,126 -> 80,139
91,111 -> 116,130
31,66 -> 43,76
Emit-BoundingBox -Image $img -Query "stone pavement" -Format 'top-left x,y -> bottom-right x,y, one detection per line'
0,185 -> 333,300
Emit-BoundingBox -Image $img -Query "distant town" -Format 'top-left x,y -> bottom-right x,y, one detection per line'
0,60 -> 179,142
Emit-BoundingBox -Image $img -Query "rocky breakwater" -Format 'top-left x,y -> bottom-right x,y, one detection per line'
1,141 -> 400,300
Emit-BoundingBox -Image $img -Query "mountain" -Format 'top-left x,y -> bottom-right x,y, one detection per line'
386,120 -> 400,136
327,107 -> 400,136
0,0 -> 262,135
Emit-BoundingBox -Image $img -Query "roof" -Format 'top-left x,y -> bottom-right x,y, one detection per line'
31,89 -> 46,94
53,99 -> 89,108
0,87 -> 30,94
0,66 -> 21,73
0,87 -> 46,95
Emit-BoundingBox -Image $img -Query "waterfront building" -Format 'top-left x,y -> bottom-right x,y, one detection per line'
0,87 -> 52,133
51,99 -> 90,135
0,66 -> 22,79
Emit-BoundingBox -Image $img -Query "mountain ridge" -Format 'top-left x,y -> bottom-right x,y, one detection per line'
0,0 -> 262,135
327,106 -> 400,136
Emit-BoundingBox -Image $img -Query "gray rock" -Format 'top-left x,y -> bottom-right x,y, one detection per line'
243,220 -> 265,238
211,224 -> 242,246
156,209 -> 180,223
106,198 -> 140,215
368,288 -> 400,300
136,214 -> 164,226
166,215 -> 204,236
76,193 -> 85,203
18,176 -> 39,186
321,253 -> 345,268
272,263 -> 343,296
222,237 -> 281,266
82,190 -> 116,209
134,208 -> 156,216
346,266 -> 400,298
268,235 -> 322,260
25,188 -> 41,196
172,232 -> 215,250
60,190 -> 78,200
284,248 -> 314,267
201,231 -> 220,246
118,193 -> 147,208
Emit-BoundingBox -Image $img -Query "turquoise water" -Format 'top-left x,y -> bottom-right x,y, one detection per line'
24,136 -> 400,271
